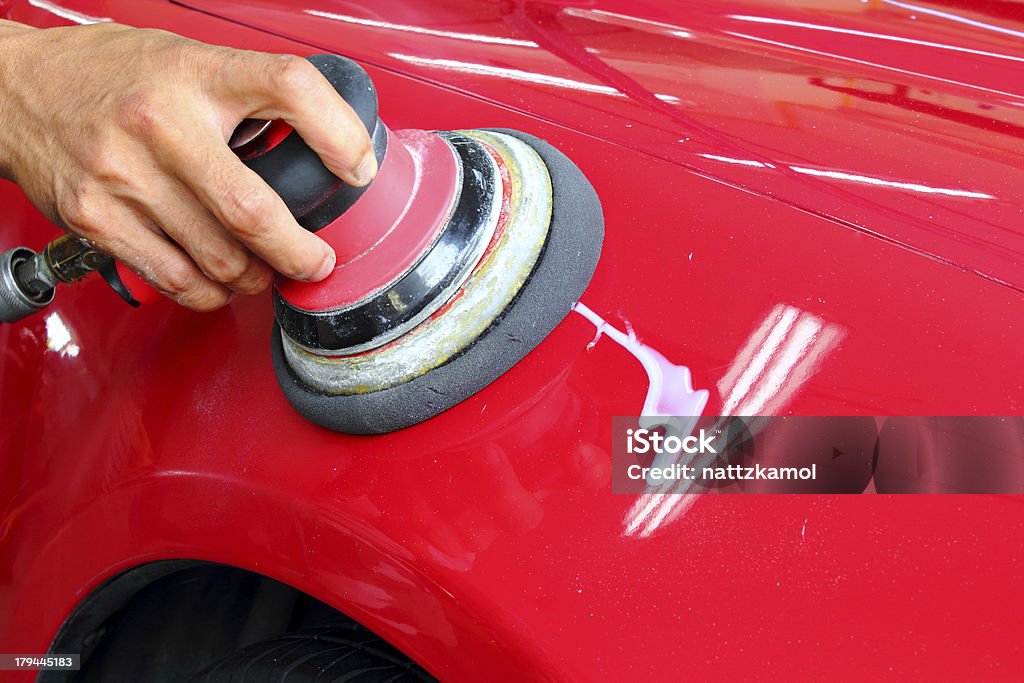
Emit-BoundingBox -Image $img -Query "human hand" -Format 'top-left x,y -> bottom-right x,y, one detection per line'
0,22 -> 377,310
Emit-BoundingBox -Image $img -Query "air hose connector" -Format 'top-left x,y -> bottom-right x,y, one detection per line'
0,247 -> 55,323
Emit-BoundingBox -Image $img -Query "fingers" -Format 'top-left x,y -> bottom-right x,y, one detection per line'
11,26 -> 368,310
218,53 -> 378,187
133,179 -> 274,295
161,132 -> 336,282
63,194 -> 232,311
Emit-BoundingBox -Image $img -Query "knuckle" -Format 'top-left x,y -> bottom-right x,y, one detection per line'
233,262 -> 274,295
221,184 -> 272,236
154,258 -> 229,311
86,143 -> 131,187
202,248 -> 251,287
155,257 -> 200,298
58,186 -> 107,233
247,266 -> 275,293
117,92 -> 170,142
272,55 -> 319,95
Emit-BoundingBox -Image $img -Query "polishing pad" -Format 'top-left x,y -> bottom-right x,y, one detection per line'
271,129 -> 603,434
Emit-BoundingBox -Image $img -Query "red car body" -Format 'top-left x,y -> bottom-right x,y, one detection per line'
2,0 -> 1023,680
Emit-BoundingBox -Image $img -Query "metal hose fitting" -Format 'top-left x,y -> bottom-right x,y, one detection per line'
0,247 -> 56,323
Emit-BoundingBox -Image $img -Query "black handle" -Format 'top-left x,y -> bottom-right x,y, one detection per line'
238,55 -> 387,231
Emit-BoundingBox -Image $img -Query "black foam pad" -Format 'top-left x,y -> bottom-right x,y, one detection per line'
270,129 -> 604,434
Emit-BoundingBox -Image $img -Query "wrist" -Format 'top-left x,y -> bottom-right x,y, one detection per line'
0,21 -> 35,180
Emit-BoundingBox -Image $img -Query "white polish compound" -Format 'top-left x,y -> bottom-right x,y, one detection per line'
573,302 -> 709,418
573,302 -> 710,487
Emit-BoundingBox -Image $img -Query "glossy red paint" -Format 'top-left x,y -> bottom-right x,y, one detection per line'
1,1 -> 1022,681
181,0 -> 1024,294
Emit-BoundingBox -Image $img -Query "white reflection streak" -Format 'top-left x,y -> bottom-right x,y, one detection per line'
739,316 -> 822,416
721,306 -> 798,416
789,166 -> 994,199
624,482 -> 695,537
28,0 -> 109,24
564,7 -> 694,38
718,306 -> 844,418
725,30 -> 1021,99
623,306 -> 844,538
304,10 -> 538,47
761,324 -> 845,417
716,304 -> 781,402
390,55 -> 681,103
728,14 -> 1024,63
881,0 -> 1024,41
624,466 -> 699,537
698,154 -> 995,199
391,54 -> 617,94
699,153 -> 772,168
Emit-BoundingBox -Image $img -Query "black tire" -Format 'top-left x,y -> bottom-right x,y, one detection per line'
189,624 -> 436,682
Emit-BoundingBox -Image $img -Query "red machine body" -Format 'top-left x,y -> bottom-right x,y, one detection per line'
2,1 -> 1023,680
280,128 -> 460,313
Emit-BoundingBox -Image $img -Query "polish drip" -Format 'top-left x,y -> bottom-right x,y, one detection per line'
573,302 -> 709,420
